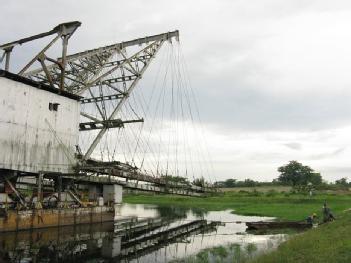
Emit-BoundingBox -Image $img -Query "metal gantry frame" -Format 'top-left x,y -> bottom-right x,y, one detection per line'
21,26 -> 179,160
0,23 -> 212,196
0,21 -> 81,90
1,22 -> 179,161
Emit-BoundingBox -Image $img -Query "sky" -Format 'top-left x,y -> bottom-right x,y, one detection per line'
2,0 -> 351,182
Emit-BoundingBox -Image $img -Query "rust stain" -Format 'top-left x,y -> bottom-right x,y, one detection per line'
0,207 -> 114,232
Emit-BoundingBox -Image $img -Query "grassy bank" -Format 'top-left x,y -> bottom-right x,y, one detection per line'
170,212 -> 351,263
124,191 -> 351,220
249,211 -> 351,263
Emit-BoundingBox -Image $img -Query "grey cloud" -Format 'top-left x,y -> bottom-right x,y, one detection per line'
283,143 -> 302,150
321,166 -> 351,181
193,80 -> 351,132
308,147 -> 346,160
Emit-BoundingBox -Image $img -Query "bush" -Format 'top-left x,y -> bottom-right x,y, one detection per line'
249,189 -> 260,196
266,189 -> 278,197
283,192 -> 290,197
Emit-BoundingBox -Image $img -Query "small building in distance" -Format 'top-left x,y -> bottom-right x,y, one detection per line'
0,70 -> 80,174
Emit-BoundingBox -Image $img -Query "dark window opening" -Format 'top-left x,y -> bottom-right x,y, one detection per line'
49,103 -> 60,111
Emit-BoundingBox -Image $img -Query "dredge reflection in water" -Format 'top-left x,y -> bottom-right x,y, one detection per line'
0,204 -> 285,262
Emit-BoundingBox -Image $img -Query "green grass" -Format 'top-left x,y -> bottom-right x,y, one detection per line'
124,191 -> 351,220
249,211 -> 351,263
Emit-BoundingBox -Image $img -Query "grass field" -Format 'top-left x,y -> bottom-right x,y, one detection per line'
124,190 -> 351,220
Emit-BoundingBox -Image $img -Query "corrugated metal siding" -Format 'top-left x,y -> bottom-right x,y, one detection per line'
0,77 -> 80,174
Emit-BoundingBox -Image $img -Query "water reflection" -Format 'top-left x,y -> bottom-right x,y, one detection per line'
0,204 -> 285,263
115,204 -> 208,220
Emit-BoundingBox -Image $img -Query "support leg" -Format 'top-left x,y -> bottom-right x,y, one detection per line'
58,175 -> 62,203
36,173 -> 43,209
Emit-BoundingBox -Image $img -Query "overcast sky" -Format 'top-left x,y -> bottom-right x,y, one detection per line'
2,0 -> 351,182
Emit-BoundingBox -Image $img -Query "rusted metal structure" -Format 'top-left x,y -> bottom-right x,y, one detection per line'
0,22 -> 215,231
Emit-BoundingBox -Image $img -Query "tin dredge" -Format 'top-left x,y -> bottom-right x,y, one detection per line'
0,22 -> 215,232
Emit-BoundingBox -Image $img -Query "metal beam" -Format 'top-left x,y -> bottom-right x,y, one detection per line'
75,41 -> 160,96
80,112 -> 102,122
24,30 -> 179,78
61,30 -> 179,62
80,93 -> 125,104
18,34 -> 61,75
83,40 -> 164,159
1,22 -> 81,77
79,118 -> 143,131
4,177 -> 26,208
0,21 -> 81,50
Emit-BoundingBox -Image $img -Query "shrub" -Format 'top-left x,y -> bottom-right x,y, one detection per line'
266,189 -> 278,197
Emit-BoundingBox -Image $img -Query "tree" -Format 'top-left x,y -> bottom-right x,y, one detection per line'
161,175 -> 189,185
193,177 -> 205,187
236,179 -> 258,187
277,161 -> 322,186
335,178 -> 348,186
223,179 -> 237,187
308,172 -> 323,185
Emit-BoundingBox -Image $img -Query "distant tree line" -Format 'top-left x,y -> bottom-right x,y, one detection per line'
214,178 -> 278,188
159,161 -> 350,190
161,175 -> 209,188
215,160 -> 350,190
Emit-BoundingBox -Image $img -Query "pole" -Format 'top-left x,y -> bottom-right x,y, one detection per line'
58,175 -> 62,203
36,173 -> 43,209
60,35 -> 69,91
4,49 -> 12,71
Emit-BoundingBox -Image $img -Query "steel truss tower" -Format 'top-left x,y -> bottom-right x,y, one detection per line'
23,28 -> 179,160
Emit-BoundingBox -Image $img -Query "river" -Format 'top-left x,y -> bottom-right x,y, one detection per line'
0,204 -> 287,262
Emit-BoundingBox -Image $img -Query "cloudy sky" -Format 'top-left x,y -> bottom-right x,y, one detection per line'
2,0 -> 351,182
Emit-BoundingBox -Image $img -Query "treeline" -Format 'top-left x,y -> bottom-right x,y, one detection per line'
160,175 -> 208,188
215,161 -> 351,190
215,178 -> 351,189
161,161 -> 350,190
214,179 -> 279,188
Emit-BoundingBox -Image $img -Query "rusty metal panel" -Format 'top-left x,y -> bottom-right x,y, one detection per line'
0,207 -> 114,232
0,76 -> 80,174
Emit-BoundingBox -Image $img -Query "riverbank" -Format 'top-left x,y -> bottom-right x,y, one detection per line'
169,212 -> 351,263
124,191 -> 351,220
249,211 -> 351,263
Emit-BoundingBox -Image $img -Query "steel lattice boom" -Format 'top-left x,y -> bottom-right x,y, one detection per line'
0,22 -> 215,199
25,29 -> 179,160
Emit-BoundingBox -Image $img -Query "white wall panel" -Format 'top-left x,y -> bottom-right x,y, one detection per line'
0,77 -> 80,174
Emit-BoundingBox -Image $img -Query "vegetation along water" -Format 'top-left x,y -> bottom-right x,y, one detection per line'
125,189 -> 351,262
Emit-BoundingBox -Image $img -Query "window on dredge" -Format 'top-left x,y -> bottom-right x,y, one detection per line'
49,103 -> 60,111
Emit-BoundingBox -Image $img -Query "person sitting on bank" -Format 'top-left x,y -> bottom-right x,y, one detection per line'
306,213 -> 317,224
323,202 -> 335,222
